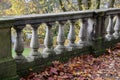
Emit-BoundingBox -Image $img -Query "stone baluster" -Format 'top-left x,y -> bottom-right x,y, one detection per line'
77,18 -> 87,48
54,21 -> 66,54
14,26 -> 27,63
67,20 -> 76,50
105,15 -> 114,41
42,23 -> 55,58
29,24 -> 41,60
113,15 -> 120,39
87,18 -> 95,45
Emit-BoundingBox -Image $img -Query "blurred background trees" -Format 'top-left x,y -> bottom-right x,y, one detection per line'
1,0 -> 119,15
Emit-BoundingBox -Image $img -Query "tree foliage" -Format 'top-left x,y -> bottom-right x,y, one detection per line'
1,0 -> 119,15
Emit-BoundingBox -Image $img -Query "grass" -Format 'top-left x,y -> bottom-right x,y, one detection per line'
12,48 -> 43,57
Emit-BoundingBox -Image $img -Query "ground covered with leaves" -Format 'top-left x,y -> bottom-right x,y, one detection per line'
20,45 -> 120,80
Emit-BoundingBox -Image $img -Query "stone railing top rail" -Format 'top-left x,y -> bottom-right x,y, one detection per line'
0,8 -> 120,26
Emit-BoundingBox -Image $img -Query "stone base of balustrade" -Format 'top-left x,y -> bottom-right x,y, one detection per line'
104,38 -> 120,49
28,51 -> 42,61
16,46 -> 91,77
42,48 -> 55,58
66,43 -> 77,51
92,37 -> 120,57
54,45 -> 67,55
0,57 -> 19,80
2,75 -> 19,80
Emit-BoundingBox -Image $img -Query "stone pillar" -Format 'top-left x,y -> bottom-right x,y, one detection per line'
29,24 -> 42,60
92,11 -> 106,57
42,23 -> 55,58
0,20 -> 19,80
54,21 -> 66,55
105,15 -> 114,41
67,20 -> 76,50
14,26 -> 27,63
94,12 -> 105,40
113,15 -> 120,39
87,18 -> 95,46
77,18 -> 87,48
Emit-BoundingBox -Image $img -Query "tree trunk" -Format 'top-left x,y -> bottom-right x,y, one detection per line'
66,0 -> 77,11
96,0 -> 100,9
32,0 -> 41,13
59,0 -> 67,12
77,0 -> 82,10
88,0 -> 91,9
82,0 -> 91,10
108,0 -> 115,8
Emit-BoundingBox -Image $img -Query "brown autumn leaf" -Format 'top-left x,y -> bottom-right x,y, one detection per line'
50,67 -> 58,75
95,77 -> 103,80
104,78 -> 115,80
48,77 -> 54,80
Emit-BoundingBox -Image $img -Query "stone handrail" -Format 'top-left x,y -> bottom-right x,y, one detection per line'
0,8 -> 120,80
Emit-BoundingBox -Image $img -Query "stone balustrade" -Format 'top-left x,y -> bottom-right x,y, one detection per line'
0,8 -> 120,80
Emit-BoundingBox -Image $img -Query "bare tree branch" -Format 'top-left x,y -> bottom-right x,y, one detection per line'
77,0 -> 82,10
96,0 -> 100,9
88,0 -> 91,9
58,0 -> 67,12
108,0 -> 115,8
66,0 -> 77,11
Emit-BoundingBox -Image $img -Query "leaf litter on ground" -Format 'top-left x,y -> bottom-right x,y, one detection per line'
20,43 -> 120,80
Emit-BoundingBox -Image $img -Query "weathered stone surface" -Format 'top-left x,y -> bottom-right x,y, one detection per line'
54,21 -> 66,55
87,18 -> 95,46
77,19 -> 87,48
0,26 -> 19,80
29,25 -> 42,60
14,26 -> 27,63
67,20 -> 76,51
0,28 -> 11,58
42,23 -> 55,58
105,15 -> 114,41
0,58 -> 19,80
113,15 -> 120,39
